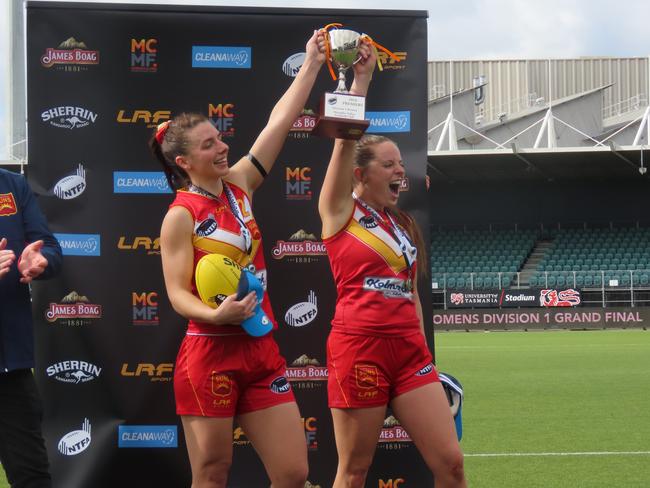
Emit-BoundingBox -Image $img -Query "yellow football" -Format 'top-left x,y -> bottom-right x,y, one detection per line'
195,254 -> 242,308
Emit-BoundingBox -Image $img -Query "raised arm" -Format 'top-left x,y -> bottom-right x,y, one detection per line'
228,30 -> 326,194
318,39 -> 375,238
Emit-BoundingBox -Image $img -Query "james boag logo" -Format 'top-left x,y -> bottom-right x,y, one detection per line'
118,425 -> 177,448
41,106 -> 98,129
117,236 -> 160,255
282,52 -> 306,77
113,171 -> 171,194
130,38 -> 158,72
450,293 -> 465,305
289,109 -> 317,139
540,289 -> 581,307
303,416 -> 318,451
117,109 -> 171,128
286,355 -> 328,389
285,166 -> 312,200
272,230 -> 326,264
208,103 -> 236,137
121,363 -> 173,382
45,291 -> 102,326
46,360 -> 102,384
379,478 -> 406,487
285,291 -> 318,327
41,37 -> 99,71
132,292 -> 159,326
58,419 -> 91,456
52,164 -> 86,200
55,233 -> 100,256
0,193 -> 17,216
378,415 -> 412,450
377,50 -> 407,71
366,111 -> 411,133
192,46 -> 251,69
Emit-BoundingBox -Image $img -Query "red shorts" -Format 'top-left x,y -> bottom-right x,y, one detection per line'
174,333 -> 295,417
327,329 -> 439,408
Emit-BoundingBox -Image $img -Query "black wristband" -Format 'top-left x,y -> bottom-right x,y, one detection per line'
247,153 -> 267,179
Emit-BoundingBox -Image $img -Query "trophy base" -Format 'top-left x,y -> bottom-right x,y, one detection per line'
312,117 -> 370,140
312,92 -> 370,140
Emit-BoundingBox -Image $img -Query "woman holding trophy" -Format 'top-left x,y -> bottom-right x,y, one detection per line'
318,35 -> 466,488
150,31 -> 325,488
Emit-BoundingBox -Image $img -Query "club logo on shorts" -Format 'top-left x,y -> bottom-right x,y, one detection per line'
355,364 -> 379,400
211,373 -> 233,408
270,376 -> 291,394
415,363 -> 434,376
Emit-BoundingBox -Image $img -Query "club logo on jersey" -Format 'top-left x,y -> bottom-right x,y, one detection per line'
0,193 -> 17,216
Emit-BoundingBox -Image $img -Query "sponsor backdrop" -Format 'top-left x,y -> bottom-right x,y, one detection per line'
26,2 -> 430,487
446,288 -> 582,308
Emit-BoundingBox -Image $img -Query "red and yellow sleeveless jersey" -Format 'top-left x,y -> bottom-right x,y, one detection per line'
324,202 -> 421,337
169,181 -> 277,335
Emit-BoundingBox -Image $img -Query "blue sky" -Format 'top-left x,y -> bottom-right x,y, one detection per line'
2,0 -> 650,160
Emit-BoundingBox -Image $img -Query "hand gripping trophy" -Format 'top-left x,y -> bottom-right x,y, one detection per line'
312,23 -> 400,140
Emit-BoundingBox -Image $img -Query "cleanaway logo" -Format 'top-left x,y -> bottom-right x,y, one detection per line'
192,46 -> 251,69
366,111 -> 411,133
118,425 -> 178,448
54,233 -> 101,256
113,172 -> 171,194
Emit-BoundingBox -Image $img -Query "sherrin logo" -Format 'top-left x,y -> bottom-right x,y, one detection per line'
53,164 -> 86,200
282,52 -> 305,77
285,291 -> 318,327
58,419 -> 92,456
41,106 -> 98,129
46,360 -> 102,384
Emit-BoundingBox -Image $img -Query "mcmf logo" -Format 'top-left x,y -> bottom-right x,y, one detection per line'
58,419 -> 91,456
118,425 -> 177,448
192,46 -> 252,69
130,38 -> 158,72
117,236 -> 160,255
41,106 -> 98,129
208,103 -> 236,137
46,360 -> 102,384
117,110 -> 171,128
282,52 -> 306,77
379,479 -> 405,487
41,37 -> 99,70
121,363 -> 173,382
366,111 -> 411,133
285,291 -> 318,327
285,166 -> 312,200
132,292 -> 159,326
53,164 -> 86,200
54,233 -> 101,256
303,416 -> 317,450
113,172 -> 171,194
377,51 -> 407,70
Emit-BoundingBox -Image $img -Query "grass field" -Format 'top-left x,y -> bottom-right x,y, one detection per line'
435,329 -> 650,488
2,329 -> 648,488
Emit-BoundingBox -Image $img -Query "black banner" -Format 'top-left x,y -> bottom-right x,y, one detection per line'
27,2 -> 429,486
446,288 -> 582,308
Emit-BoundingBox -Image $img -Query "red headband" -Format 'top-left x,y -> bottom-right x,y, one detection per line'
155,120 -> 171,145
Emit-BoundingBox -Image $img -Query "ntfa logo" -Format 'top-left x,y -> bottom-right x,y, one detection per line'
282,52 -> 306,77
208,103 -> 235,137
540,289 -> 581,307
303,416 -> 318,451
41,106 -> 98,129
285,166 -> 312,200
52,164 -> 86,200
379,479 -> 406,487
116,110 -> 171,128
46,360 -> 102,384
285,291 -> 318,327
41,37 -> 99,71
120,363 -> 173,382
271,230 -> 326,263
45,291 -> 102,326
130,38 -> 158,72
117,236 -> 160,255
132,292 -> 159,325
377,51 -> 407,71
289,109 -> 317,139
58,419 -> 92,456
